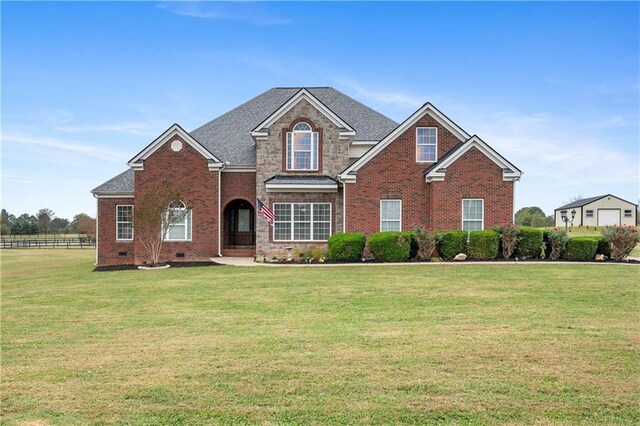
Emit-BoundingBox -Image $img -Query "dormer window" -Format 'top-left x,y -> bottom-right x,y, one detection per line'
286,122 -> 319,170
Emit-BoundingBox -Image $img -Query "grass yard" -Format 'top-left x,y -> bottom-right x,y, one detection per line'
1,250 -> 639,425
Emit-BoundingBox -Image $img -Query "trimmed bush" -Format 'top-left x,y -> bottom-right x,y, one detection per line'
602,226 -> 639,261
494,224 -> 520,259
367,232 -> 412,262
437,230 -> 467,260
546,229 -> 568,260
562,237 -> 599,261
327,232 -> 365,262
468,230 -> 499,260
412,227 -> 440,260
515,227 -> 544,259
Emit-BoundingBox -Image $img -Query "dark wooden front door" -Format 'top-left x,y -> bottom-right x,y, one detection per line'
224,200 -> 255,247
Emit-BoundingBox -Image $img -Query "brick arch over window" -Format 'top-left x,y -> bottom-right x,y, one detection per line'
281,117 -> 323,173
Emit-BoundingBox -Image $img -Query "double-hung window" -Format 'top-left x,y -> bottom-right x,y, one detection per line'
380,200 -> 402,232
164,201 -> 192,241
116,205 -> 133,240
286,122 -> 319,170
462,199 -> 484,232
624,209 -> 632,217
586,210 -> 594,218
416,127 -> 437,162
273,203 -> 331,241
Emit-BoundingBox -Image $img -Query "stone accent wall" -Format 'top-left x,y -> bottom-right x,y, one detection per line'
256,99 -> 350,258
96,197 -> 136,266
134,135 -> 219,264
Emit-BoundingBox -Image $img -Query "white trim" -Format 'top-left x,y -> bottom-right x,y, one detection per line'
380,199 -> 402,232
462,198 -> 484,232
95,196 -> 99,265
221,165 -> 256,172
218,168 -> 222,256
512,180 -> 516,224
351,140 -> 378,145
94,193 -> 134,198
272,202 -> 332,242
416,127 -> 437,163
251,89 -> 355,137
425,135 -> 522,182
342,183 -> 346,233
128,124 -> 223,169
265,183 -> 338,193
339,102 -> 470,180
286,123 -> 319,171
115,204 -> 134,241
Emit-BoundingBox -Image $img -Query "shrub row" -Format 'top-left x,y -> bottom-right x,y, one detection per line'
327,225 -> 637,263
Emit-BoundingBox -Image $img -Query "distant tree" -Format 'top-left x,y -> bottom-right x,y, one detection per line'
11,214 -> 39,235
0,209 -> 15,235
133,180 -> 187,265
515,207 -> 547,227
50,217 -> 70,233
36,208 -> 55,233
72,213 -> 96,238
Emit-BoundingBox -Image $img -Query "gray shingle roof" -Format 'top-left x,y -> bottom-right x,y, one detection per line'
94,87 -> 398,194
91,169 -> 134,194
264,175 -> 337,185
190,87 -> 398,165
423,142 -> 465,174
555,194 -> 638,210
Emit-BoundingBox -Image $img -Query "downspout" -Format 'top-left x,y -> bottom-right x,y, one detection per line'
94,194 -> 99,265
217,162 -> 228,256
337,176 -> 346,233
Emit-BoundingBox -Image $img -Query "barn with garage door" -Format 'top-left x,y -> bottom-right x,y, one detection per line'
554,194 -> 637,228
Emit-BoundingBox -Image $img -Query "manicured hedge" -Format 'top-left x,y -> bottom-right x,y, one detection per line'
327,232 -> 366,262
367,232 -> 413,262
437,230 -> 467,260
562,237 -> 599,261
468,230 -> 500,260
516,227 -> 544,259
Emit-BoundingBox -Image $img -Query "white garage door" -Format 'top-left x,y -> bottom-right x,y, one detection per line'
598,209 -> 620,226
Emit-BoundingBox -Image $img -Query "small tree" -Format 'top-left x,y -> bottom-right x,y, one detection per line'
601,226 -> 639,261
133,180 -> 188,266
36,208 -> 55,233
72,213 -> 96,239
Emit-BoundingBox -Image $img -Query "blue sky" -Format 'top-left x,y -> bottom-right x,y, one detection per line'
2,1 -> 639,220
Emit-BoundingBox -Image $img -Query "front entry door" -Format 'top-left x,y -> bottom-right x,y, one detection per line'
225,200 -> 256,247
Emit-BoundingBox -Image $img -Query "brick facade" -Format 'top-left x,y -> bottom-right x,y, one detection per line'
134,135 -> 219,264
96,197 -> 136,266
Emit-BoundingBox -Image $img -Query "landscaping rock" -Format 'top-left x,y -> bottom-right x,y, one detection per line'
594,254 -> 605,261
454,253 -> 467,261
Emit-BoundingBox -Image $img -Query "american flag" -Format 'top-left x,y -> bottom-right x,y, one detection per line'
258,199 -> 275,226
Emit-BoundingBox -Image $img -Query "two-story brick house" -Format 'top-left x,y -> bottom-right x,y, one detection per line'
92,87 -> 521,265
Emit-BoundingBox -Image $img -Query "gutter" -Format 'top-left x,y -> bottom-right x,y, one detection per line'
217,162 -> 229,257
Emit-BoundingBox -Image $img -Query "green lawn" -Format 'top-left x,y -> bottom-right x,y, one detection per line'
1,250 -> 639,425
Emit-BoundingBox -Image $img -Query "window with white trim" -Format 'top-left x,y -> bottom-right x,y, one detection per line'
462,199 -> 484,232
624,209 -> 632,217
286,122 -> 319,170
116,205 -> 133,240
273,203 -> 331,241
164,201 -> 192,241
416,127 -> 437,162
380,200 -> 401,232
586,209 -> 594,217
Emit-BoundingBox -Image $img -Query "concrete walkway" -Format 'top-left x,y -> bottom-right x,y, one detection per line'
214,256 -> 640,267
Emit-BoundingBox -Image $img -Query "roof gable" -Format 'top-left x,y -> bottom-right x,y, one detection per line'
424,135 -> 522,182
128,124 -> 223,171
250,89 -> 355,139
339,102 -> 471,180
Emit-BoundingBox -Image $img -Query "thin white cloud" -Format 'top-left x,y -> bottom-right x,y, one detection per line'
53,121 -> 158,136
340,81 -> 424,109
2,132 -> 124,162
156,1 -> 290,25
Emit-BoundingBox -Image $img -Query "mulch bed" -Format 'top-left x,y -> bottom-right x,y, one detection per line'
93,261 -> 220,272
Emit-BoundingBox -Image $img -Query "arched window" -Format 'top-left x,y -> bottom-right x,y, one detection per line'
164,201 -> 192,241
286,121 -> 318,170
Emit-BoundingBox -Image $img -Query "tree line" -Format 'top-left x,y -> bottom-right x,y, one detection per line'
0,208 -> 96,236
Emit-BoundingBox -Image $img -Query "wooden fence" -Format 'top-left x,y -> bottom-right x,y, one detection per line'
0,234 -> 95,249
